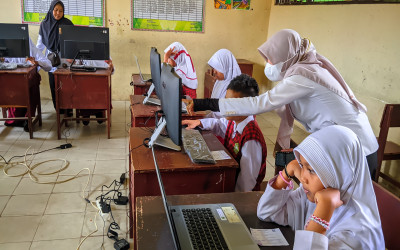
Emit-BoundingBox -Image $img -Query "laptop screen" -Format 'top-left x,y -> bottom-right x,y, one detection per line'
150,146 -> 181,250
134,55 -> 145,81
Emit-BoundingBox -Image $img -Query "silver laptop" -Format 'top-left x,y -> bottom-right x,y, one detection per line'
150,147 -> 259,250
134,55 -> 151,83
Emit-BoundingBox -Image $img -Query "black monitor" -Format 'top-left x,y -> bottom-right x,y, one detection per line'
59,25 -> 109,60
148,63 -> 182,150
150,47 -> 162,102
161,63 -> 182,146
0,23 -> 30,58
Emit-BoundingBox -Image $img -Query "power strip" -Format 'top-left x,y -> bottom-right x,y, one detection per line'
96,200 -> 110,220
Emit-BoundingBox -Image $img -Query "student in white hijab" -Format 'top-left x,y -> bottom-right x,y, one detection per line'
208,49 -> 241,99
206,49 -> 241,119
185,29 -> 378,177
164,42 -> 198,99
257,125 -> 384,249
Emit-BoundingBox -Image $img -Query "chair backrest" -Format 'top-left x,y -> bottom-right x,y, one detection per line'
373,182 -> 400,249
376,104 -> 400,179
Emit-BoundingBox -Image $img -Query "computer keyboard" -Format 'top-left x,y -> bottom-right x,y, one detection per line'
17,63 -> 32,68
183,208 -> 228,250
0,62 -> 17,70
182,129 -> 216,164
70,65 -> 96,72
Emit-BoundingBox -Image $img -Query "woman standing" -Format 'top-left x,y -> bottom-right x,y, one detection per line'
187,29 -> 378,177
36,0 -> 73,114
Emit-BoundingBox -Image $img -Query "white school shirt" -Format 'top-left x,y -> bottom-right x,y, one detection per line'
219,75 -> 378,156
200,116 -> 262,192
257,176 -> 383,249
5,38 -> 52,72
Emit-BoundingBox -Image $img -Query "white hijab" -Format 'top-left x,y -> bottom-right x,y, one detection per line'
164,42 -> 198,89
259,29 -> 367,149
294,125 -> 384,249
208,49 -> 241,99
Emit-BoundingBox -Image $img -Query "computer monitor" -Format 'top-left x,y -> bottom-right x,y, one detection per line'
149,63 -> 182,150
59,25 -> 109,60
0,23 -> 30,58
150,47 -> 162,101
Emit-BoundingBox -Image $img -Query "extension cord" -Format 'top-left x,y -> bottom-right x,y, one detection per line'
96,200 -> 110,220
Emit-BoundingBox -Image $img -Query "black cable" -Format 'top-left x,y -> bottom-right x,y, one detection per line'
0,144 -> 70,165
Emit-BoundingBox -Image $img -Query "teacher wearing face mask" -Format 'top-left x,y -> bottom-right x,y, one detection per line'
186,29 -> 378,178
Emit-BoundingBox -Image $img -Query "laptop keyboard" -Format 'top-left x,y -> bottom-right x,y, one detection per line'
183,208 -> 229,250
182,129 -> 216,164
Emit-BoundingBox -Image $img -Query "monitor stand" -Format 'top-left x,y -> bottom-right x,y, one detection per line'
142,83 -> 161,106
148,116 -> 181,151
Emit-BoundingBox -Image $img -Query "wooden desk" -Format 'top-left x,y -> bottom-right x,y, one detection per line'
0,66 -> 42,138
129,127 -> 239,244
54,68 -> 112,139
136,192 -> 294,250
131,73 -> 153,95
130,95 -> 206,127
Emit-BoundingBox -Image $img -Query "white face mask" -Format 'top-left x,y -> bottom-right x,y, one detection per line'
264,62 -> 284,81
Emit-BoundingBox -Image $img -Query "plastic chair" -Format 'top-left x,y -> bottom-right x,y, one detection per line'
373,182 -> 400,249
375,104 -> 400,188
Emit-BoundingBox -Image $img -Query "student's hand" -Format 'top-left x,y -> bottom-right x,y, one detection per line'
105,59 -> 114,72
286,160 -> 301,179
26,57 -> 38,66
164,47 -> 176,62
0,57 -> 4,63
314,188 -> 343,210
66,59 -> 74,64
182,99 -> 194,115
182,119 -> 201,129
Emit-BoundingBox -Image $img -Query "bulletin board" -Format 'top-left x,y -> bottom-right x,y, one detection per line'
132,0 -> 204,33
21,0 -> 106,27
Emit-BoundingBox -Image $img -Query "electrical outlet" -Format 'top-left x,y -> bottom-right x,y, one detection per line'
96,200 -> 110,220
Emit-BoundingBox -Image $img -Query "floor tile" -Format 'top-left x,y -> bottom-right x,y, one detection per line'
0,178 -> 21,196
2,194 -> 49,216
0,242 -> 31,250
98,137 -> 127,149
34,213 -> 84,241
96,148 -> 126,161
57,160 -> 95,176
53,174 -> 92,194
0,216 -> 41,243
76,236 -> 119,250
13,176 -> 56,195
30,238 -> 80,250
66,148 -> 97,161
94,160 -> 126,174
45,192 -> 87,214
0,196 -> 11,214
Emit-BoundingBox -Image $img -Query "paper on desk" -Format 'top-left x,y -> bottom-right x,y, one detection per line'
250,228 -> 289,246
211,150 -> 231,160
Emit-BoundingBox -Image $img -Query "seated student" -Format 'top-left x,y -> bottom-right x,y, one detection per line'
73,59 -> 114,125
164,42 -> 198,99
182,74 -> 267,192
257,125 -> 384,249
1,38 -> 52,131
206,49 -> 241,119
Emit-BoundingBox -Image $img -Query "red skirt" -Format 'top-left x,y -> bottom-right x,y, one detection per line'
182,85 -> 197,99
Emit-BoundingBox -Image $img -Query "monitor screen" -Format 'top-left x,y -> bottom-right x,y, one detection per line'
59,25 -> 109,60
160,63 -> 182,146
0,23 -> 30,58
150,47 -> 162,102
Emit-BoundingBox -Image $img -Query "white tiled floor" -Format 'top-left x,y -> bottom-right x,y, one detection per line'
0,100 -> 310,249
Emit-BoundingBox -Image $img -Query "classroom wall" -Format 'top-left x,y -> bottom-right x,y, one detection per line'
0,0 -> 273,101
267,3 -> 400,191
